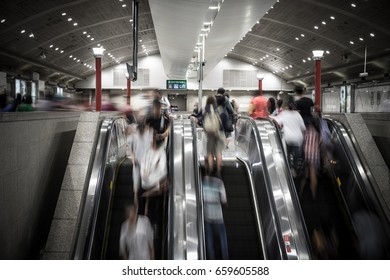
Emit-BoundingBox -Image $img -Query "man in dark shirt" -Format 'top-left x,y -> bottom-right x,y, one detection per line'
295,86 -> 314,126
146,98 -> 171,148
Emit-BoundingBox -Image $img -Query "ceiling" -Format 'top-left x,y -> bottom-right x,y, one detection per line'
0,0 -> 389,87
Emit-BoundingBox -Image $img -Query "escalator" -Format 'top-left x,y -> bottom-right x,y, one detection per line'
219,161 -> 263,259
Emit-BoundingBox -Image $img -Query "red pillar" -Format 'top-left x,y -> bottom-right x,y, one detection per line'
258,79 -> 263,95
314,59 -> 321,112
95,57 -> 102,112
127,78 -> 131,105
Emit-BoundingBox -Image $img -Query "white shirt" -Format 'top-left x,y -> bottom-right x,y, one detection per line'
119,216 -> 154,260
141,146 -> 167,189
275,110 -> 306,146
129,128 -> 153,164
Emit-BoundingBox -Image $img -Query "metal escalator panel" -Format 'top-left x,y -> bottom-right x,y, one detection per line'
220,161 -> 263,260
325,118 -> 390,258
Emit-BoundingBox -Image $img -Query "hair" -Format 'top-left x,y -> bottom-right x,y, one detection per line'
288,95 -> 297,110
268,97 -> 276,114
152,98 -> 161,108
217,87 -> 225,95
205,95 -> 216,113
277,99 -> 283,108
294,86 -> 304,95
216,94 -> 225,107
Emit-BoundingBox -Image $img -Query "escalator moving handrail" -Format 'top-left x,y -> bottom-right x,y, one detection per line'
72,117 -> 125,259
237,115 -> 286,259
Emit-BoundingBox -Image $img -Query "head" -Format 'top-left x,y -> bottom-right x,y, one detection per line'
125,203 -> 138,225
294,86 -> 304,96
152,98 -> 162,117
268,97 -> 276,113
22,94 -> 33,105
156,89 -> 163,99
217,87 -> 225,95
205,95 -> 216,112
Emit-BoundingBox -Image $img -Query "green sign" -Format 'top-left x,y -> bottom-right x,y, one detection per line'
166,80 -> 187,90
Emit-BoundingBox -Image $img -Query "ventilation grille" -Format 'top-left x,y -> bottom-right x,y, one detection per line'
223,70 -> 258,88
113,68 -> 150,87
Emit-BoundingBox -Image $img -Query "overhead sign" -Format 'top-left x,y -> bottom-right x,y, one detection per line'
166,80 -> 187,90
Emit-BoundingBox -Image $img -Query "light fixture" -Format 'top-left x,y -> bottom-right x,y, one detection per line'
370,33 -> 375,37
209,5 -> 219,10
139,39 -> 142,42
322,21 -> 326,25
21,29 -> 25,34
73,22 -> 78,26
359,37 -> 364,41
266,55 -> 269,57
62,12 -> 66,16
87,35 -> 91,38
97,44 -> 101,47
201,28 -> 209,32
301,34 -> 305,37
312,50 -> 324,60
257,73 -> 264,80
1,19 -> 6,23
77,59 -> 80,62
83,31 -> 87,34
350,41 -> 354,44
307,57 -> 312,61
69,55 -> 73,58
49,45 -> 53,48
314,26 -> 319,29
351,3 -> 356,8
326,50 -> 330,54
29,33 -> 34,38
330,16 -> 335,20
129,19 -> 133,22
60,50 -> 64,53
73,57 -> 77,60
55,47 -> 59,51
303,59 -> 306,63
204,21 -> 213,25
295,37 -> 299,40
68,18 -> 72,21
122,4 -> 127,7
91,38 -> 94,41
276,48 -> 280,51
256,21 -> 259,24
289,65 -> 292,68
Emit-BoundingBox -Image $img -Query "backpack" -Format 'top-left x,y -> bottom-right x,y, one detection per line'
203,109 -> 221,136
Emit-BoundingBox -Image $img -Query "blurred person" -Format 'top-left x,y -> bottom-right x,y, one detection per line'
16,94 -> 34,112
146,98 -> 171,149
203,167 -> 228,260
231,99 -> 239,138
102,93 -> 116,111
119,203 -> 154,260
248,91 -> 268,119
274,99 -> 306,178
203,95 -> 225,175
216,93 -> 233,149
0,94 -> 13,112
11,94 -> 22,112
295,86 -> 314,126
217,87 -> 234,116
190,102 -> 203,127
317,110 -> 333,170
155,89 -> 171,117
267,97 -> 276,116
274,99 -> 284,115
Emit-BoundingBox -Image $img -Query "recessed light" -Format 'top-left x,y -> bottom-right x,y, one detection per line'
68,18 -> 72,21
351,3 -> 356,8
83,31 -> 87,35
21,29 -> 25,34
139,39 -> 142,42
97,44 -> 101,47
314,26 -> 319,29
49,45 -> 53,48
326,50 -> 330,54
330,16 -> 335,20
62,12 -> 66,16
249,28 -> 252,32
256,21 -> 259,24
1,19 -> 6,23
209,6 -> 219,10
204,21 -> 213,25
266,12 -> 268,14
29,33 -> 34,38
350,41 -> 354,44
359,37 -> 364,41
108,53 -> 111,55
303,59 -> 306,63
69,55 -> 73,58
260,58 -> 263,61
77,59 -> 80,62
129,19 -> 133,22
55,47 -> 59,51
87,35 -> 91,38
60,50 -> 64,53
122,4 -> 126,7
73,57 -> 77,60
370,33 -> 375,37
73,22 -> 78,26
270,6 -> 273,9
266,55 -> 269,57
91,38 -> 94,41
276,48 -> 280,51
307,57 -> 311,61
322,21 -> 326,25
295,37 -> 299,40
301,34 -> 305,37
289,65 -> 292,68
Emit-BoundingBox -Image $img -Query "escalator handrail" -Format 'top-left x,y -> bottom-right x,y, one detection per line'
237,115 -> 286,259
325,118 -> 390,230
266,117 -> 313,257
191,121 -> 206,259
72,117 -> 126,259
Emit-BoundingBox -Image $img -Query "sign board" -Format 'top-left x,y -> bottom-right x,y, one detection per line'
166,80 -> 187,90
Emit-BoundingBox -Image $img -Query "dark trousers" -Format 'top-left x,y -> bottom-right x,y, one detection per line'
205,221 -> 228,260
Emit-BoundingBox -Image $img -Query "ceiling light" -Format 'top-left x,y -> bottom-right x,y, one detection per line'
73,57 -> 77,60
326,50 -> 330,54
266,55 -> 269,57
146,53 -> 148,55
295,37 -> 299,40
289,65 -> 292,68
276,48 -> 280,51
87,35 -> 91,38
351,3 -> 356,8
129,19 -> 133,22
314,26 -> 319,29
60,50 -> 64,53
97,44 -> 101,47
370,33 -> 375,37
77,59 -> 80,62
49,45 -> 53,48
256,21 -> 259,24
69,55 -> 73,58
1,19 -> 6,23
29,33 -> 34,38
83,31 -> 87,34
359,37 -> 364,41
73,22 -> 78,26
330,16 -> 335,20
260,58 -> 263,61
62,12 -> 66,16
91,38 -> 94,41
350,41 -> 354,44
307,57 -> 312,61
200,34 -> 207,37
303,59 -> 306,63
68,18 -> 72,21
122,4 -> 127,7
301,34 -> 305,37
55,47 -> 59,51
21,29 -> 25,34
209,6 -> 219,10
322,21 -> 326,25
139,39 -> 142,42
204,21 -> 213,25
312,50 -> 324,58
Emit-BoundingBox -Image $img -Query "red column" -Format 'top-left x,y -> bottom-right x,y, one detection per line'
314,59 -> 321,112
258,79 -> 263,95
127,78 -> 131,105
95,57 -> 102,112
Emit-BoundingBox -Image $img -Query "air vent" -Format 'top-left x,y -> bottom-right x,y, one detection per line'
223,70 -> 258,88
113,68 -> 150,87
